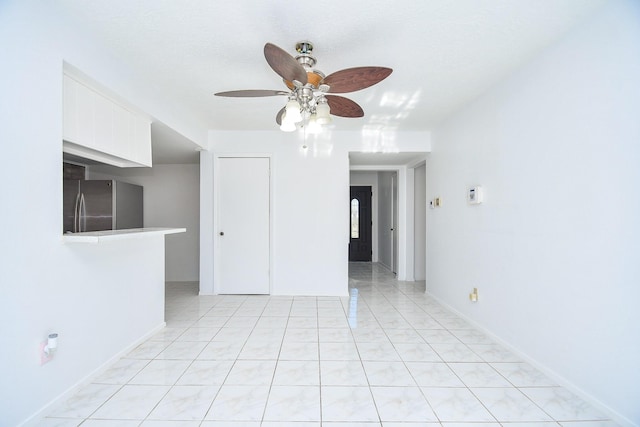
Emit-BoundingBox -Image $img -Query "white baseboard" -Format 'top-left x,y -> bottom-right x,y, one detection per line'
426,292 -> 636,427
19,322 -> 166,427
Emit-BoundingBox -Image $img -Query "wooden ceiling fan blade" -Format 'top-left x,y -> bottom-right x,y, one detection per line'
276,107 -> 285,125
214,90 -> 289,97
264,43 -> 308,85
324,67 -> 393,93
326,95 -> 364,118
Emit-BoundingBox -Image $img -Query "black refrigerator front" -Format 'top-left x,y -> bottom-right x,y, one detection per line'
63,180 -> 143,233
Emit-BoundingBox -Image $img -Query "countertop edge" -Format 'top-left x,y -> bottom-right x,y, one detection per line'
63,227 -> 187,243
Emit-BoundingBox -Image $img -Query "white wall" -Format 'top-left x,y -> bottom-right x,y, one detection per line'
88,164 -> 200,282
413,164 -> 426,280
377,172 -> 395,271
0,2 -> 206,425
200,131 -> 430,296
349,171 -> 379,262
425,0 -> 640,424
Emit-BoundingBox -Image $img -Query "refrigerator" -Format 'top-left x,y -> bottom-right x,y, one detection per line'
63,180 -> 143,233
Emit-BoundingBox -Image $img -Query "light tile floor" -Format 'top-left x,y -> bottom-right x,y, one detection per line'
42,262 -> 616,426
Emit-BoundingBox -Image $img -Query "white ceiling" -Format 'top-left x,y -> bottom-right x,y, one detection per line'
57,0 -> 605,163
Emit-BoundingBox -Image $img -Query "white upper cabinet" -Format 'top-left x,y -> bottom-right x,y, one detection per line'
63,74 -> 152,167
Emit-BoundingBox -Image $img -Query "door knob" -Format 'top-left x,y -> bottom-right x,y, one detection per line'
219,231 -> 224,236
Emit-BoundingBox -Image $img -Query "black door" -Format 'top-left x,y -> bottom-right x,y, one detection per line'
349,186 -> 372,261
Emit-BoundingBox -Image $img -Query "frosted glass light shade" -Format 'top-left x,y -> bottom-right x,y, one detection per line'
316,102 -> 331,125
280,116 -> 296,132
307,114 -> 321,134
285,99 -> 302,123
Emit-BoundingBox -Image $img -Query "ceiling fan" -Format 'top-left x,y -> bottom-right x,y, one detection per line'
214,41 -> 392,131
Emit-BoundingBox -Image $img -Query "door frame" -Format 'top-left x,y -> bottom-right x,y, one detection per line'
391,173 -> 398,275
349,185 -> 373,262
348,174 -> 379,262
212,153 -> 273,295
349,164 -> 415,281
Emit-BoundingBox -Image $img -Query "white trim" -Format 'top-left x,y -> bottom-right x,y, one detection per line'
406,156 -> 427,169
348,177 -> 379,263
199,150 -> 214,295
349,165 -> 413,281
212,153 -> 273,295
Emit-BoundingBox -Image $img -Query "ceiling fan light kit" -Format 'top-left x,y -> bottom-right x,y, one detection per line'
215,41 -> 392,132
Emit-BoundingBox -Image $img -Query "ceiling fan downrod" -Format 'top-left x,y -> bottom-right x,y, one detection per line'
295,40 -> 317,69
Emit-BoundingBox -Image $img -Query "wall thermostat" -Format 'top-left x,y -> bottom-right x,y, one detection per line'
468,186 -> 483,205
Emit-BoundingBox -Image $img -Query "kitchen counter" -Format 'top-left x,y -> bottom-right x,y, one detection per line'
63,227 -> 186,243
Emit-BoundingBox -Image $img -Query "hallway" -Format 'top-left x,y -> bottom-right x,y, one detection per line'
42,263 -> 613,425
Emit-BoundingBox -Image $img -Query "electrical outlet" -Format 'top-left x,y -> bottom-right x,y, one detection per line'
40,333 -> 58,365
40,342 -> 53,365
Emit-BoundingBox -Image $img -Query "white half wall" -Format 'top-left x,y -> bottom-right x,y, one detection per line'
0,3 -> 206,425
88,164 -> 200,282
425,0 -> 640,424
200,131 -> 430,296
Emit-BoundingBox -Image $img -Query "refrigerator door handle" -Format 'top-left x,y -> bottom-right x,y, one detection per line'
79,193 -> 86,233
73,192 -> 81,233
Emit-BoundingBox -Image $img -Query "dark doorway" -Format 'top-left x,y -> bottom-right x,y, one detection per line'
349,186 -> 372,261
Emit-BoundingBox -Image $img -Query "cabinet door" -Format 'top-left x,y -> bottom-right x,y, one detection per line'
63,76 -> 78,143
63,76 -> 95,148
75,80 -> 95,149
93,91 -> 116,156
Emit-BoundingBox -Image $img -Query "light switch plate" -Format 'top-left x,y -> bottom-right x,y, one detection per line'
468,186 -> 483,205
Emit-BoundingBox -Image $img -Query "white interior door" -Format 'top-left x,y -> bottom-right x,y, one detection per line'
218,157 -> 270,294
